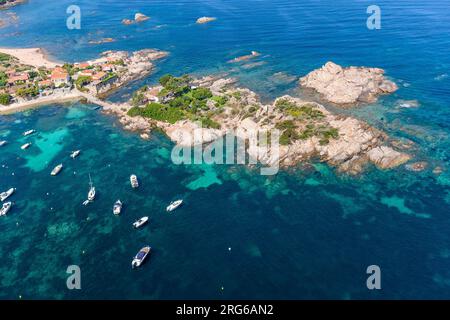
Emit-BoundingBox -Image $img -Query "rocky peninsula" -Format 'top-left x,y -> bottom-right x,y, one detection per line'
300,61 -> 398,106
0,47 -> 412,174
104,74 -> 412,174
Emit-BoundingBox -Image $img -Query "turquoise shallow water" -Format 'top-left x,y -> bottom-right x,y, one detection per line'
0,0 -> 450,299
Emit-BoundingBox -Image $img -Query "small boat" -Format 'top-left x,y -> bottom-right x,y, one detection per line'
51,164 -> 63,176
82,200 -> 90,206
23,129 -> 36,136
87,174 -> 95,201
130,174 -> 139,188
166,199 -> 183,212
21,143 -> 32,150
70,150 -> 81,159
113,200 -> 122,215
0,188 -> 15,202
133,216 -> 149,228
0,202 -> 12,216
0,140 -> 7,147
132,246 -> 151,268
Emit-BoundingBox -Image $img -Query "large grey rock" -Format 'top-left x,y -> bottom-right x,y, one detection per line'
299,62 -> 398,105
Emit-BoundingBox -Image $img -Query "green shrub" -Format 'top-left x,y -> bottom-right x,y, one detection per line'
191,87 -> 212,100
279,128 -> 300,145
275,99 -> 296,110
75,76 -> 92,89
169,95 -> 192,109
16,85 -> 39,98
159,74 -> 192,97
0,71 -> 6,88
0,93 -> 11,105
275,120 -> 296,130
131,91 -> 146,107
198,117 -> 221,129
211,95 -> 228,106
128,103 -> 185,124
248,105 -> 258,113
0,53 -> 11,62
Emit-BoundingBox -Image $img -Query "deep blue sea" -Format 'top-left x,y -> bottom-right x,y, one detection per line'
1,0 -> 450,299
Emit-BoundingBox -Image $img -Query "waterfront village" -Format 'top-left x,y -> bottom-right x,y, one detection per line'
0,49 -> 167,106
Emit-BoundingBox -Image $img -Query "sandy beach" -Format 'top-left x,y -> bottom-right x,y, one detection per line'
0,47 -> 60,68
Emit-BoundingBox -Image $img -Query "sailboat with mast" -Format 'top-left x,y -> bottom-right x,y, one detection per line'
81,174 -> 96,207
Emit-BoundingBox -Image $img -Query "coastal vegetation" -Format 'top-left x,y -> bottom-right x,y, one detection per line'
16,85 -> 39,98
0,93 -> 11,105
128,74 -> 222,128
275,99 -> 339,145
0,52 -> 11,62
75,75 -> 92,90
0,71 -> 7,87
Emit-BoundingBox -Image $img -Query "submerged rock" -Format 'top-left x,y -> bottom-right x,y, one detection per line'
397,99 -> 420,109
228,51 -> 261,63
405,161 -> 428,172
367,146 -> 411,169
88,38 -> 115,45
122,19 -> 134,25
433,166 -> 444,175
299,61 -> 398,106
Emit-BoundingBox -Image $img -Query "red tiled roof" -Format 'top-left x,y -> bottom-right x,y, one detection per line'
7,73 -> 29,84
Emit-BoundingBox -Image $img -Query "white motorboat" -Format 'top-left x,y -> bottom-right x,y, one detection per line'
23,129 -> 36,136
133,216 -> 149,228
166,199 -> 183,212
132,246 -> 151,268
70,150 -> 81,159
87,174 -> 95,201
51,164 -> 63,176
0,188 -> 15,202
130,174 -> 139,188
0,140 -> 7,147
21,143 -> 32,150
0,202 -> 12,216
113,200 -> 122,215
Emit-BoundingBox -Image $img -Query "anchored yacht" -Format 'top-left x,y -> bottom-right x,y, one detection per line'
133,216 -> 149,228
70,150 -> 81,159
0,202 -> 12,216
113,200 -> 122,215
51,164 -> 63,176
166,200 -> 183,212
132,246 -> 151,268
23,129 -> 36,136
130,174 -> 139,188
0,188 -> 15,202
21,143 -> 32,150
